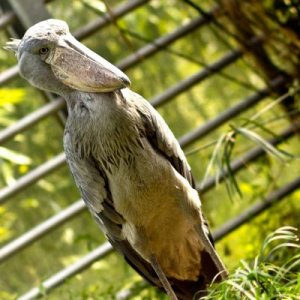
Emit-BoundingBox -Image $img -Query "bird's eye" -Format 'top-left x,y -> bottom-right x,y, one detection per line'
39,47 -> 49,55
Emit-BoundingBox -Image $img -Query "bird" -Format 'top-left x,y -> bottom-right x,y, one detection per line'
5,19 -> 227,300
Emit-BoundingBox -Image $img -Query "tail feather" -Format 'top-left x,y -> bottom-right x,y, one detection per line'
170,250 -> 225,300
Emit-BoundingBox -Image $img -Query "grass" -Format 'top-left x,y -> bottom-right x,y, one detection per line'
201,226 -> 300,300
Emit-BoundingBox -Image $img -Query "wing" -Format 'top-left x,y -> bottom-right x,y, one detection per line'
121,89 -> 225,295
122,88 -> 195,188
122,89 -> 215,243
63,130 -> 161,289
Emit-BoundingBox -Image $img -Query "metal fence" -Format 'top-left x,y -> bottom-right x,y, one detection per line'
0,0 -> 299,299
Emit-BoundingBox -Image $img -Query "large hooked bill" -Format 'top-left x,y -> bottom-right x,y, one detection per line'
46,34 -> 130,93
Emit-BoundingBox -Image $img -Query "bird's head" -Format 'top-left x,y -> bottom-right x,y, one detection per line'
5,19 -> 130,96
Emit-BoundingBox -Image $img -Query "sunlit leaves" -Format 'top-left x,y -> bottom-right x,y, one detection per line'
0,88 -> 26,106
0,206 -> 16,243
0,291 -> 17,300
0,147 -> 32,165
0,88 -> 27,127
0,147 -> 32,185
20,198 -> 39,209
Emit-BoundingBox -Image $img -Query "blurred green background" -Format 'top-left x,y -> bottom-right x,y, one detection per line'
0,0 -> 299,299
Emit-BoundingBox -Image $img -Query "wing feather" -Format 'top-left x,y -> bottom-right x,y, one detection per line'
122,89 -> 214,245
63,130 -> 162,289
122,89 -> 195,187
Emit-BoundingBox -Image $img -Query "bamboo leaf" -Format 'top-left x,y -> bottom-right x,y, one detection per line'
233,127 -> 292,162
223,133 -> 242,199
201,133 -> 227,189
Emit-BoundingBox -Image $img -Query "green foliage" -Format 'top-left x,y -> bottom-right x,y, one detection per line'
203,227 -> 300,300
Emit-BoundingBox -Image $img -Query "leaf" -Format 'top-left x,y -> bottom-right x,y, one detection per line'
226,280 -> 256,300
204,227 -> 300,299
238,118 -> 280,139
1,162 -> 16,185
0,88 -> 26,105
80,0 -> 106,15
201,133 -> 227,189
222,133 -> 242,199
232,127 -> 292,162
0,226 -> 12,242
0,146 -> 32,165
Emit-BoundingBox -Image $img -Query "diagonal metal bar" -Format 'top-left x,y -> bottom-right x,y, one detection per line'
150,50 -> 242,108
0,64 -> 18,86
0,200 -> 85,263
73,0 -> 150,40
0,153 -> 66,204
212,176 -> 300,241
7,0 -> 50,29
118,13 -> 215,71
197,125 -> 296,193
0,98 -> 65,145
179,75 -> 287,148
0,10 -> 15,29
18,242 -> 113,300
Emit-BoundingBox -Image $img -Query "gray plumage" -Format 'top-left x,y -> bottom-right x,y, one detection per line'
5,19 -> 227,300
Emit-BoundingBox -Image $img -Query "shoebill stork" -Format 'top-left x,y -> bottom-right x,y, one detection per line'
5,19 -> 227,300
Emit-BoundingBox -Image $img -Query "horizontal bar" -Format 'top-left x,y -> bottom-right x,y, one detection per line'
0,200 -> 85,263
179,75 -> 287,148
18,242 -> 113,300
0,98 -> 65,145
0,10 -> 16,29
118,12 -> 215,71
150,50 -> 242,108
0,152 -> 66,204
212,176 -> 300,241
73,0 -> 150,40
198,125 -> 296,193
